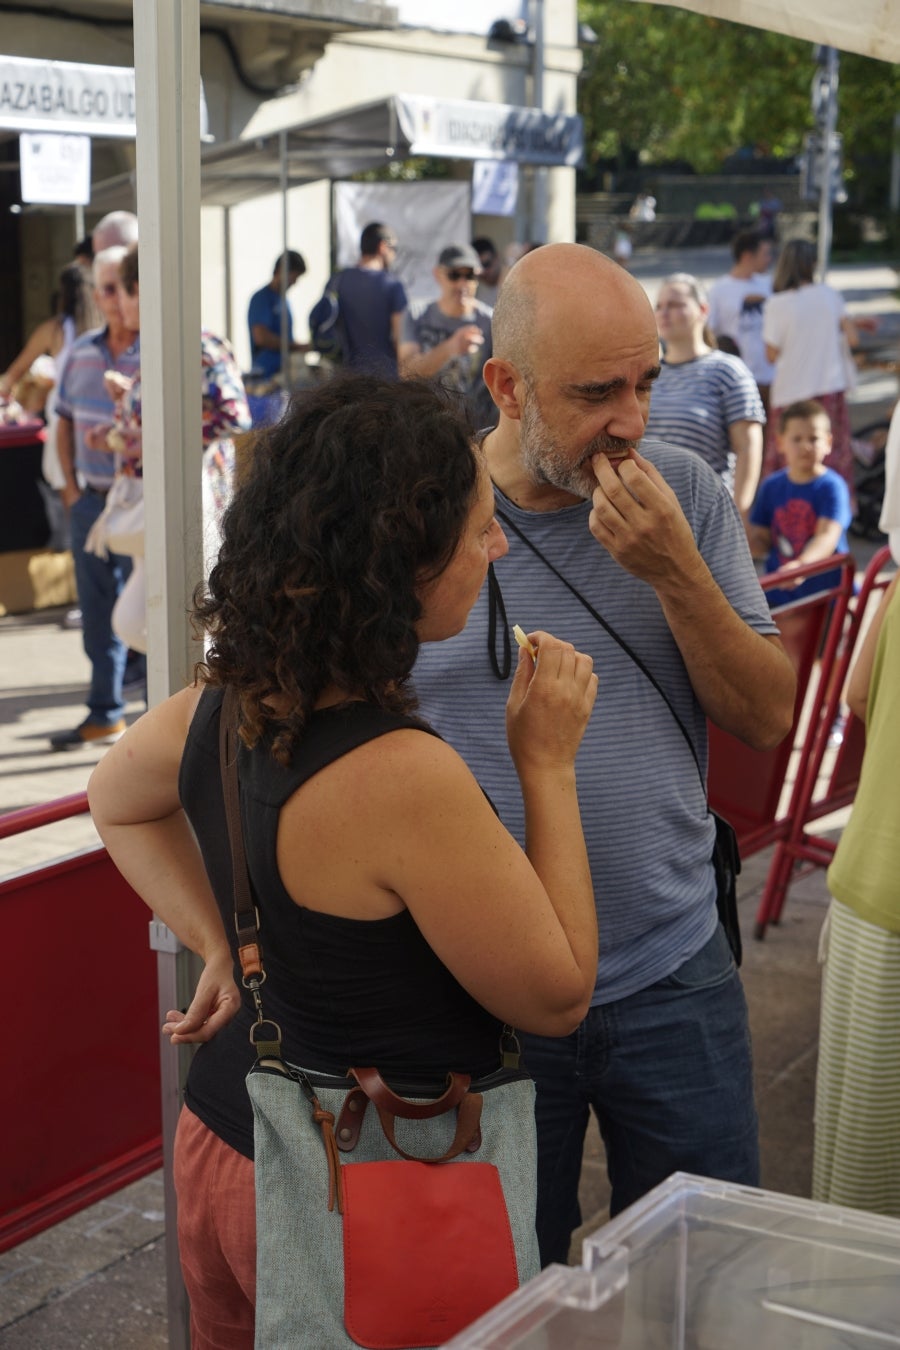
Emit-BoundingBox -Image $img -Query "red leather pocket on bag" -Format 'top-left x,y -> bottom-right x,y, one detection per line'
342,1159 -> 518,1348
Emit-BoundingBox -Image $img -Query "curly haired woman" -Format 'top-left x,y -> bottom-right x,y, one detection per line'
88,374 -> 599,1349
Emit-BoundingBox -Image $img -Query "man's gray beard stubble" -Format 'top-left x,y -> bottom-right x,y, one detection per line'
519,395 -> 639,500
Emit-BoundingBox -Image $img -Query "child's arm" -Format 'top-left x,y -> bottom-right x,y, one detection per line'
747,523 -> 771,560
776,516 -> 845,584
746,481 -> 772,561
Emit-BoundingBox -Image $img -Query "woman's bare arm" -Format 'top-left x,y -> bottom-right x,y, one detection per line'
88,686 -> 241,1044
846,574 -> 900,721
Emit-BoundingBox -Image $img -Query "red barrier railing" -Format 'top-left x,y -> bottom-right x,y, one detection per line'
708,554 -> 857,859
753,545 -> 894,937
1,796 -> 162,1252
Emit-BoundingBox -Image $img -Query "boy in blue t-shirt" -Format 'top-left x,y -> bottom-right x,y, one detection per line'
749,399 -> 852,608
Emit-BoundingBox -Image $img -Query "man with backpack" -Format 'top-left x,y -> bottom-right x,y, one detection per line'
310,222 -> 407,376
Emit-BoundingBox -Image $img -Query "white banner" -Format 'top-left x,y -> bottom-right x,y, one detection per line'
395,94 -> 583,168
19,132 -> 91,205
395,1 -> 525,35
0,55 -> 136,136
334,181 -> 471,304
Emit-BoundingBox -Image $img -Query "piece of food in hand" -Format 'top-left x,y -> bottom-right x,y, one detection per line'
104,370 -> 133,402
106,427 -> 128,452
512,624 -> 537,661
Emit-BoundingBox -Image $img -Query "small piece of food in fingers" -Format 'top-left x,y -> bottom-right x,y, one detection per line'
512,624 -> 537,662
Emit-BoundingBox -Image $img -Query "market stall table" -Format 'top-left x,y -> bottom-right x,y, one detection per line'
0,420 -> 49,553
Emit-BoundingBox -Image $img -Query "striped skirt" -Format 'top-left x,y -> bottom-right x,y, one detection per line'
813,898 -> 900,1215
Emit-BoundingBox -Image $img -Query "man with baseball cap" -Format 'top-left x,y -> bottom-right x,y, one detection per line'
399,243 -> 495,428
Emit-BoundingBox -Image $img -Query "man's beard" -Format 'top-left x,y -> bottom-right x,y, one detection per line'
520,394 -> 639,500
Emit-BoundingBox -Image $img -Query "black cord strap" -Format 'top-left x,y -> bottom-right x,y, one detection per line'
490,500 -> 705,794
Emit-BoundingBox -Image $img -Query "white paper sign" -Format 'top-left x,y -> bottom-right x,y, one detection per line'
472,160 -> 519,216
19,132 -> 91,205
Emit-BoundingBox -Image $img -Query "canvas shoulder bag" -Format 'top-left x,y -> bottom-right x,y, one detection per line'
217,689 -> 540,1349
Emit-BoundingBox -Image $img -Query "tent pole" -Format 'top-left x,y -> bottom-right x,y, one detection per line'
224,204 -> 232,343
280,129 -> 289,385
816,46 -> 839,281
133,1 -> 203,1346
530,0 -> 548,242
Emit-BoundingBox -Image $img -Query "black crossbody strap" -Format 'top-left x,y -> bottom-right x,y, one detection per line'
218,685 -> 261,955
492,501 -> 705,794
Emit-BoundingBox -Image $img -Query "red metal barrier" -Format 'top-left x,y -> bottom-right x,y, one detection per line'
1,795 -> 162,1252
753,545 -> 894,938
708,554 -> 856,858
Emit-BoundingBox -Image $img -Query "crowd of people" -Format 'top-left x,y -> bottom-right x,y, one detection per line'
6,213 -> 896,1342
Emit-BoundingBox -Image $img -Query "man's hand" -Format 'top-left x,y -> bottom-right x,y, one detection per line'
588,448 -> 702,587
84,422 -> 116,453
447,324 -> 485,357
61,482 -> 82,509
589,447 -> 795,750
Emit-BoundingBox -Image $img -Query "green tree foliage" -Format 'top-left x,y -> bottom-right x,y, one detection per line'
578,1 -> 900,203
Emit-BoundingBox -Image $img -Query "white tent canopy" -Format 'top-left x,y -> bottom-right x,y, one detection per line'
630,0 -> 900,63
135,5 -> 895,1346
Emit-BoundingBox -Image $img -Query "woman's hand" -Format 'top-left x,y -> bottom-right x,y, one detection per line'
505,631 -> 598,776
162,947 -> 240,1046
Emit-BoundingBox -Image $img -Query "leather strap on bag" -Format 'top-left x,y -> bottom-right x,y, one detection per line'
218,686 -> 344,1210
336,1068 -> 483,1159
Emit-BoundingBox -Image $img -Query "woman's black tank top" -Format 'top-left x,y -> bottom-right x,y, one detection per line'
179,686 -> 503,1159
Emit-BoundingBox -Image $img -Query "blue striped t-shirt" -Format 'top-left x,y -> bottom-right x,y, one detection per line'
412,439 -> 779,1005
55,326 -> 141,489
645,349 -> 764,495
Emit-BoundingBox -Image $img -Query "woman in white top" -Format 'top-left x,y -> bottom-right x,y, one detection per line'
762,239 -> 859,497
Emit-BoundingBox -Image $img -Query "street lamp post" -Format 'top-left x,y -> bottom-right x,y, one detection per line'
814,45 -> 840,280
529,0 -> 547,242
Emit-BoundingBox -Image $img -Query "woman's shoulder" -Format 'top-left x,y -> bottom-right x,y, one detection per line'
697,348 -> 756,391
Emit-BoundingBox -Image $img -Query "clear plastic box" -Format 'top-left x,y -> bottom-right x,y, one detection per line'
446,1171 -> 900,1348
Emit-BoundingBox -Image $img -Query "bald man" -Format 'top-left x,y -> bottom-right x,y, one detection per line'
413,244 -> 795,1259
92,210 -> 138,253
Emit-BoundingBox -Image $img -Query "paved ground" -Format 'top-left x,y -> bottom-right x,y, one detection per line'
0,247 -> 896,1348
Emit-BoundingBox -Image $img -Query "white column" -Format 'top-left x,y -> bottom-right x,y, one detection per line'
133,2 -> 202,1346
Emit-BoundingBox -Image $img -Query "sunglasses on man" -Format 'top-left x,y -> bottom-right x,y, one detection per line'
445,268 -> 478,282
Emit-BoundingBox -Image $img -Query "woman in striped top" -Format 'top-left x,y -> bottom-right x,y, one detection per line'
645,272 -> 765,530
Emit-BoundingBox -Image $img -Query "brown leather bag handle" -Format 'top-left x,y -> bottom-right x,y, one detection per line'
350,1067 -> 470,1118
341,1067 -> 483,1161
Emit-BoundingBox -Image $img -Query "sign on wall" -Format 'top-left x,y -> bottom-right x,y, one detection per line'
0,55 -> 136,136
472,160 -> 519,216
19,132 -> 91,205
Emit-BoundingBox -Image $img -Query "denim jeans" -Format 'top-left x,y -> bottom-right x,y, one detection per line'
70,490 -> 132,727
520,923 -> 759,1265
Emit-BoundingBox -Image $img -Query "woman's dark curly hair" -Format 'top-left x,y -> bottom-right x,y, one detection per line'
194,373 -> 481,762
